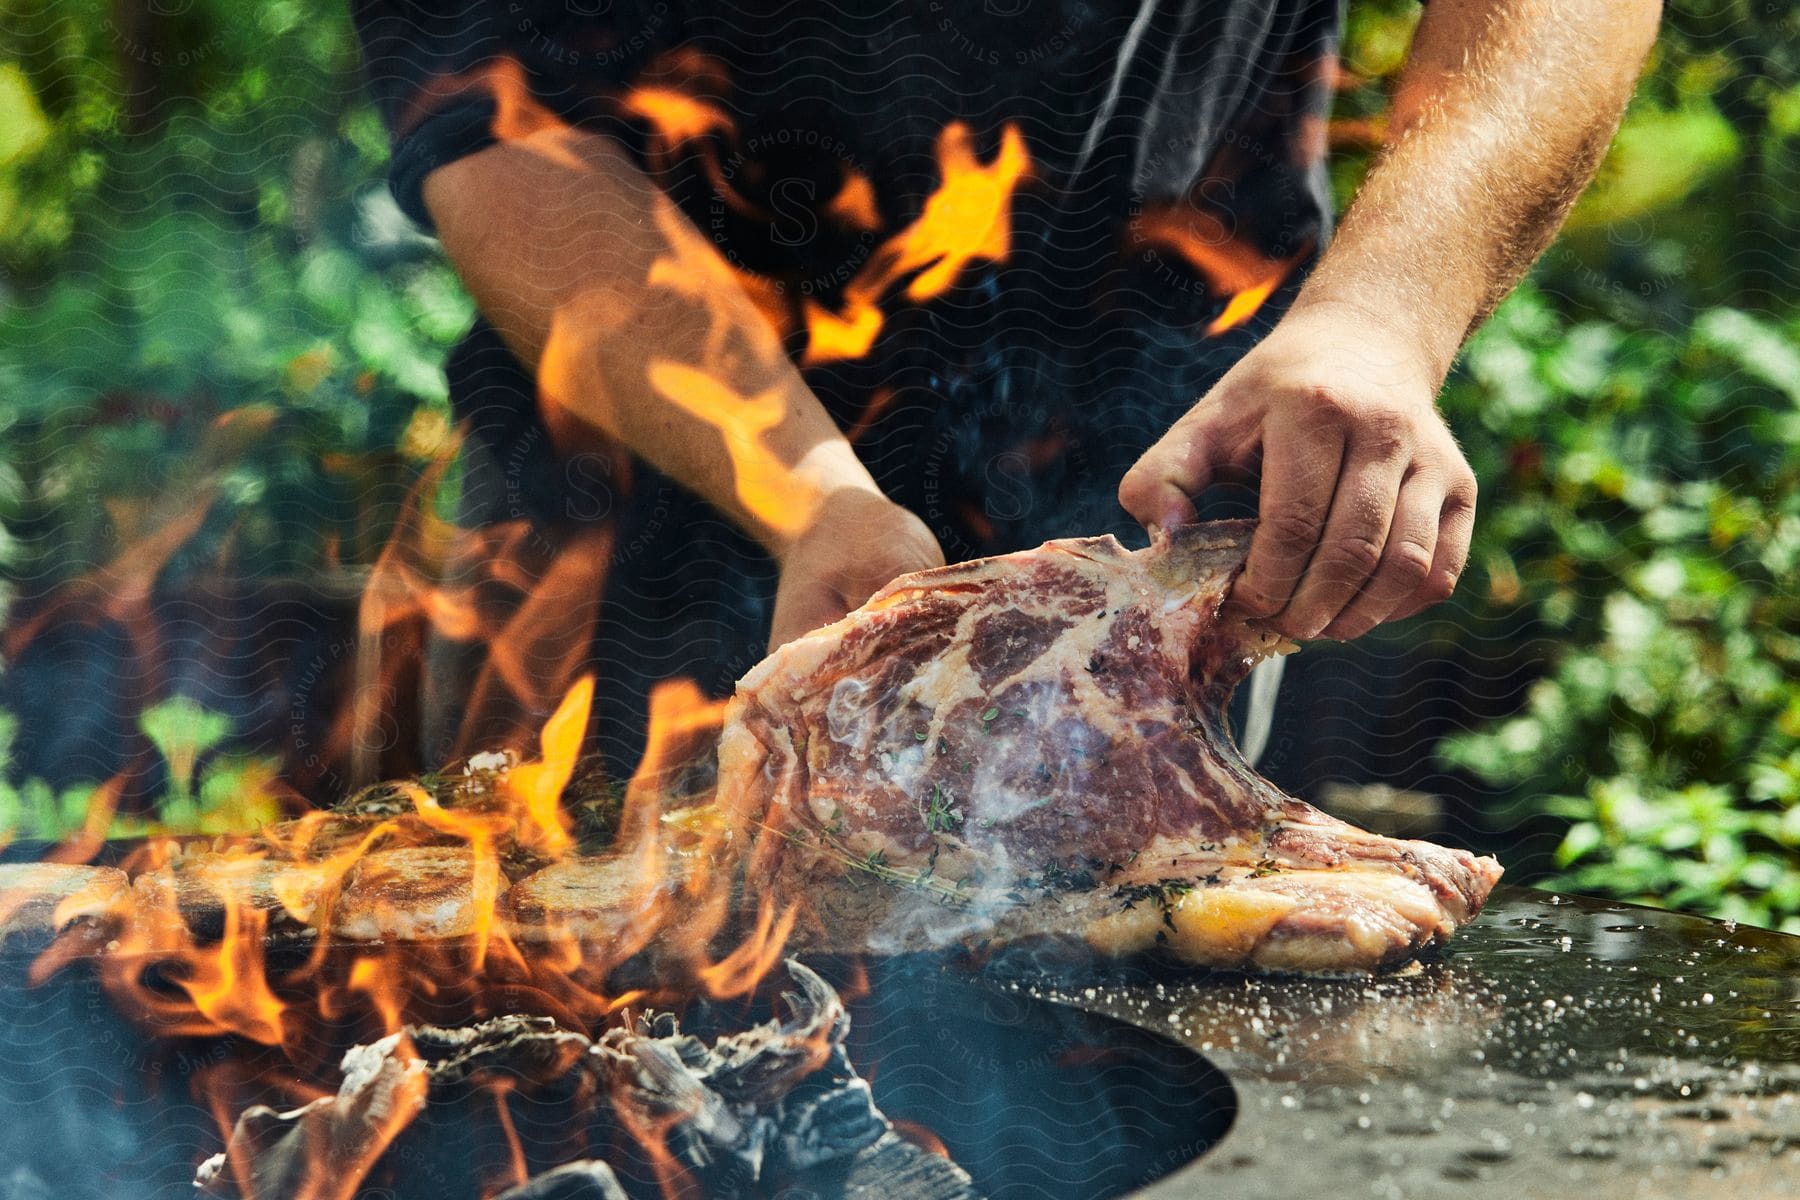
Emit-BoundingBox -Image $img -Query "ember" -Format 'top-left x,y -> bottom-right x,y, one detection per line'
192,961 -> 976,1200
0,870 -> 1234,1199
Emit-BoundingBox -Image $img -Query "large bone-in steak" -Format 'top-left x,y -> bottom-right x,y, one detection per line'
717,520 -> 1502,974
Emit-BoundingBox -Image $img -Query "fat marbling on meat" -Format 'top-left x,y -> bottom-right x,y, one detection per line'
717,520 -> 1502,975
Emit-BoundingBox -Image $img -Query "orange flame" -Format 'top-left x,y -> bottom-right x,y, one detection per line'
190,884 -> 290,1047
804,301 -> 885,364
623,86 -> 733,148
1131,205 -> 1310,336
647,362 -> 821,540
696,897 -> 797,1000
629,679 -> 729,804
486,1078 -> 532,1196
1207,275 -> 1283,336
894,123 -> 1030,302
502,674 -> 590,858
826,167 -> 882,232
7,52 -> 1018,1198
805,122 -> 1030,364
89,848 -> 290,1046
24,651 -> 824,1198
347,953 -> 409,1037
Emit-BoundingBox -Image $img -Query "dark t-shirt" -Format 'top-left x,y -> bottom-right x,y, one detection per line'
349,0 -> 1342,773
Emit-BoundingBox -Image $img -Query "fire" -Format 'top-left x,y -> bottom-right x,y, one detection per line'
1207,274 -> 1283,336
3,53 -> 1054,1200
535,189 -> 812,547
331,438 -> 617,788
486,1077 -> 533,1196
893,122 -> 1030,300
502,674 -> 590,858
630,679 -> 729,805
185,872 -> 290,1047
696,897 -> 798,1000
1130,204 -> 1310,335
16,660 -> 819,1198
44,772 -> 125,865
826,166 -> 882,231
85,847 -> 291,1046
609,678 -> 744,985
346,953 -> 409,1036
623,86 -> 733,147
804,300 -> 885,364
805,122 -> 1030,364
639,190 -> 797,356
648,362 -> 820,540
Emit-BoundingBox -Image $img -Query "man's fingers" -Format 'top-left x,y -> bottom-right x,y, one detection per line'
1320,472 -> 1441,640
1392,474 -> 1476,620
1231,419 -> 1347,621
1118,473 -> 1199,533
1276,430 -> 1408,639
1119,418 -> 1217,531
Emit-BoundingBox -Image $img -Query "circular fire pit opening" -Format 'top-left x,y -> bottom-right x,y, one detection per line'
0,934 -> 1234,1200
843,956 -> 1237,1199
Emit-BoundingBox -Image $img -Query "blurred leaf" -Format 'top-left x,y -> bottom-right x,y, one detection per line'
139,696 -> 234,805
1692,309 -> 1800,406
1565,98 -> 1738,231
0,62 -> 51,166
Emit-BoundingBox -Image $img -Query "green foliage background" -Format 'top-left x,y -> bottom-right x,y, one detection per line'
0,1 -> 1797,928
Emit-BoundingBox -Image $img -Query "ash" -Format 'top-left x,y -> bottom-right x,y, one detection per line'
195,960 -> 976,1200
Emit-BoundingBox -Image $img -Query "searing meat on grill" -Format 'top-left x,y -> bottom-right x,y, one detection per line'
717,520 -> 1502,975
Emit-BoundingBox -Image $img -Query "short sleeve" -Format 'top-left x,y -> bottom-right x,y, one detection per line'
349,1 -> 676,230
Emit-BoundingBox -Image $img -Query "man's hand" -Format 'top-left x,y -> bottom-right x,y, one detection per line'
1124,0 -> 1658,641
769,489 -> 945,649
1119,306 -> 1476,641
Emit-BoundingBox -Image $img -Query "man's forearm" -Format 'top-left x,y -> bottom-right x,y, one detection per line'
422,127 -> 878,557
1119,0 -> 1659,639
1291,0 -> 1662,383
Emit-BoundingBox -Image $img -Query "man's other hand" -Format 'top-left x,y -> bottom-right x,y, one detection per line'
1118,306 -> 1477,641
769,490 -> 945,650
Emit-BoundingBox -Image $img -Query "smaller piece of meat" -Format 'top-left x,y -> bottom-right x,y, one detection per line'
717,520 -> 1502,975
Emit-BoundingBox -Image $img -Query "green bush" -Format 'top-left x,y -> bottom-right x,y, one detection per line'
0,0 -> 469,593
1435,293 -> 1800,931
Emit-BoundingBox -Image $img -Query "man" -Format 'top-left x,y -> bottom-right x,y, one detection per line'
352,0 -> 1659,778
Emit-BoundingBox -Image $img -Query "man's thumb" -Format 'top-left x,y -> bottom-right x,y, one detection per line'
1120,436 -> 1212,531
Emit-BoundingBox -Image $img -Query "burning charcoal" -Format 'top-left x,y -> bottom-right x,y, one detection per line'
832,1132 -> 981,1200
604,1033 -> 771,1183
774,1071 -> 886,1170
491,1161 -> 627,1200
199,1017 -> 604,1199
0,864 -> 127,955
408,1014 -> 594,1088
200,962 -> 933,1200
707,960 -> 850,1104
197,1031 -> 430,1199
597,961 -> 888,1189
